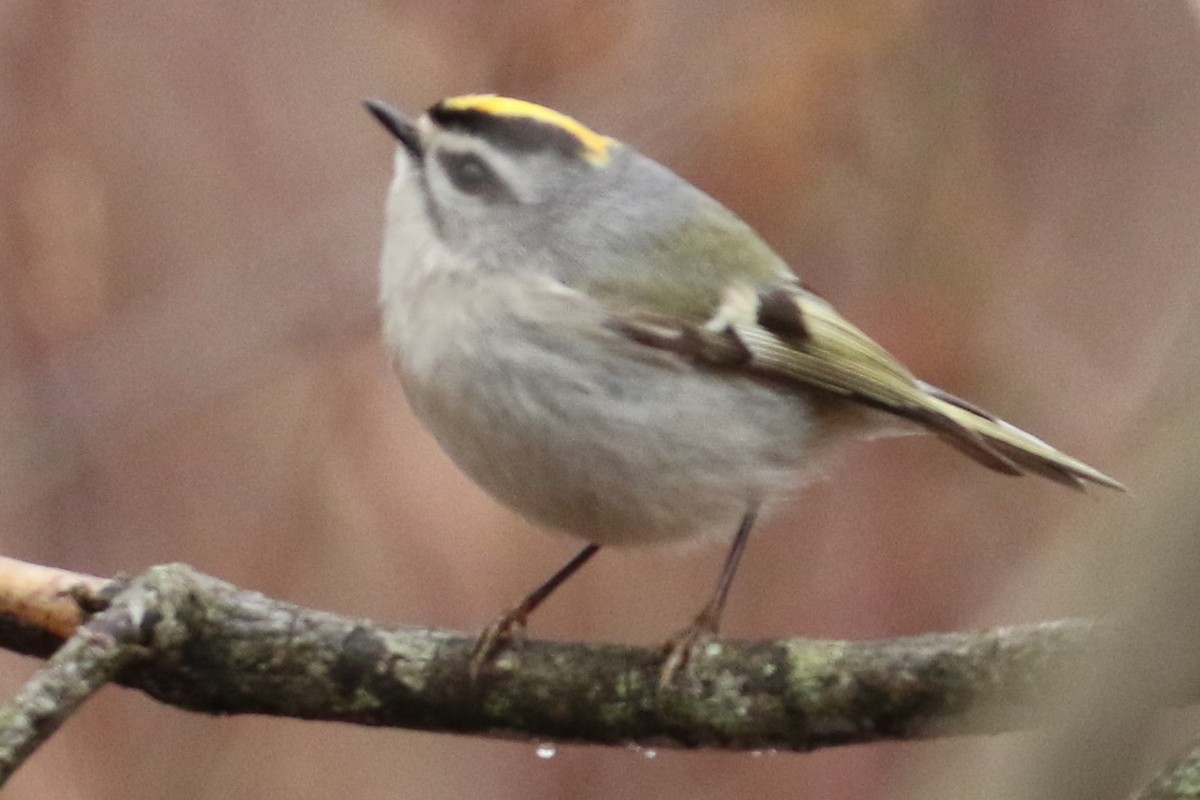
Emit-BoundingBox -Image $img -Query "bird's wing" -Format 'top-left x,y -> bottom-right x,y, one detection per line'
604,282 -> 1123,491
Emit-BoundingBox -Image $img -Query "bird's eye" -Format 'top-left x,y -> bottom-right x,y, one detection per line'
436,150 -> 517,203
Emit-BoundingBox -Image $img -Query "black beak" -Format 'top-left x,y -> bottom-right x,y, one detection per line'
364,99 -> 424,159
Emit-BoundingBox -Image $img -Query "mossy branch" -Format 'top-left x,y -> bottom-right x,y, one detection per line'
0,557 -> 1193,794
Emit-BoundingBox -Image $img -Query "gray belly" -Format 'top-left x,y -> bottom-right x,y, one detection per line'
398,313 -> 824,547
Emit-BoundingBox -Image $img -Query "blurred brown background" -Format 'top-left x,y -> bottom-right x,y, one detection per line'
1,1 -> 1197,798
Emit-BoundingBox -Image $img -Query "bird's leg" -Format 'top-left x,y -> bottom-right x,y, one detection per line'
470,543 -> 600,680
660,506 -> 759,687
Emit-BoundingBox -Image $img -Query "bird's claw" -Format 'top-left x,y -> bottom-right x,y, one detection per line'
469,609 -> 527,682
658,615 -> 719,688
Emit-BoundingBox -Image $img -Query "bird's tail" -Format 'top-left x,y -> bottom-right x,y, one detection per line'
915,381 -> 1125,492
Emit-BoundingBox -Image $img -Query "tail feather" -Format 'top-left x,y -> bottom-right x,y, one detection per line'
915,381 -> 1125,492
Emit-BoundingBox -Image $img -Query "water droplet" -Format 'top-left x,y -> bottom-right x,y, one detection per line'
535,743 -> 558,760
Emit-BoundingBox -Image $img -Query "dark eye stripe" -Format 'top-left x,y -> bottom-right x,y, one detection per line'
435,150 -> 518,204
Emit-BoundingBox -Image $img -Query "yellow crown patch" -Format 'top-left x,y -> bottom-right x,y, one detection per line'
439,94 -> 614,166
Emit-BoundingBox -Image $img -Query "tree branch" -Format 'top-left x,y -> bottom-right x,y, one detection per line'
0,557 -> 1167,768
0,574 -> 152,784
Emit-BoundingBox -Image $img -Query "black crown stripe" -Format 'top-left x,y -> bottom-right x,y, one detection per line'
429,104 -> 588,161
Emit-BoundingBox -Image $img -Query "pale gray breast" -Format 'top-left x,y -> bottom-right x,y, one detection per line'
389,270 -> 824,546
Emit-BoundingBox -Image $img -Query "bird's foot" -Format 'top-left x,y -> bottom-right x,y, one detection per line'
469,608 -> 527,682
659,608 -> 720,688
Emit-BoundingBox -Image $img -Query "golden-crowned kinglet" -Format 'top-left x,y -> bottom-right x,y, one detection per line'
365,94 -> 1123,682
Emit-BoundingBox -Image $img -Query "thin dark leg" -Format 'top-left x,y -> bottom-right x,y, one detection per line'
699,507 -> 758,631
514,543 -> 600,618
470,544 -> 600,679
660,505 -> 759,686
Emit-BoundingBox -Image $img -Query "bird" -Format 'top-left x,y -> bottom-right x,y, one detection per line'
364,94 -> 1123,684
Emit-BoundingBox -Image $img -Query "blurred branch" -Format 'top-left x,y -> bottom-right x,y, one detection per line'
1132,735 -> 1200,800
0,557 -> 106,639
0,558 -> 1194,786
